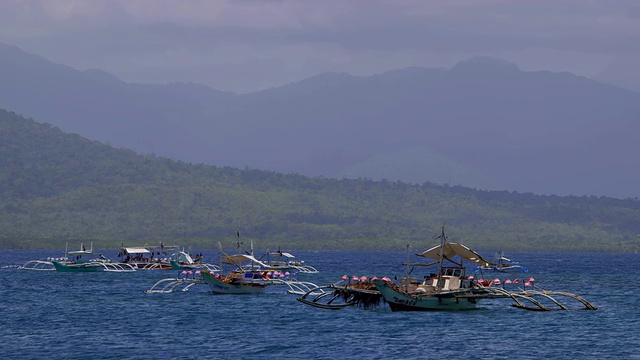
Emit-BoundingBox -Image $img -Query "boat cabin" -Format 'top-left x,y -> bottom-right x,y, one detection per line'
414,267 -> 472,293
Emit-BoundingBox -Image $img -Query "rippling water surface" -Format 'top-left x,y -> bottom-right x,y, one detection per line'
1,250 -> 638,359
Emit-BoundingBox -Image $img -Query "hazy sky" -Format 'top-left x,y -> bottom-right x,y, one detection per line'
1,0 -> 639,93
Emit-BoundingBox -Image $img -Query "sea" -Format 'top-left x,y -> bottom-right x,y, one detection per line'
1,249 -> 638,360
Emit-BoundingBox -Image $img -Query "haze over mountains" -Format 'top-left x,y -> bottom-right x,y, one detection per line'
2,42 -> 639,199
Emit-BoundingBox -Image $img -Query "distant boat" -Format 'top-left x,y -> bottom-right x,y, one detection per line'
201,253 -> 272,295
169,249 -> 221,272
117,243 -> 179,270
479,251 -> 528,273
254,248 -> 319,274
51,242 -> 135,272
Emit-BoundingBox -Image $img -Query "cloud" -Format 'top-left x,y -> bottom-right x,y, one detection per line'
2,0 -> 640,92
4,0 -> 638,52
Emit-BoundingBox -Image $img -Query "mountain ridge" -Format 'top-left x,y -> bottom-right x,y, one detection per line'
2,41 -> 639,198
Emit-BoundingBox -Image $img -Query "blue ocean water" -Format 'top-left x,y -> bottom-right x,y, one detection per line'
1,249 -> 638,360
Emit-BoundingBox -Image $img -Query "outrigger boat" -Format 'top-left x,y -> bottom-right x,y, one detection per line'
479,251 -> 528,273
145,261 -> 320,295
145,248 -> 320,295
298,225 -> 597,312
201,253 -> 272,295
169,249 -> 221,272
146,232 -> 322,295
371,229 -> 494,311
51,243 -> 135,273
117,243 -> 180,270
146,265 -> 322,295
256,248 -> 319,274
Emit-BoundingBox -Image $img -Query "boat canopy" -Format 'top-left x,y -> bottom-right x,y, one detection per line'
417,243 -> 493,267
123,247 -> 151,254
223,254 -> 269,268
67,243 -> 93,256
177,251 -> 194,264
270,251 -> 295,259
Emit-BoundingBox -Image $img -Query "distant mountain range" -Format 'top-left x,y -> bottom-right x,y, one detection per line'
2,42 -> 639,198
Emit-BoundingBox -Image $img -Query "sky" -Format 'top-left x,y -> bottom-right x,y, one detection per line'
1,0 -> 640,93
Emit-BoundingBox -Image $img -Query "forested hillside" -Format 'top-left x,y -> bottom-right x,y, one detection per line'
1,109 -> 639,252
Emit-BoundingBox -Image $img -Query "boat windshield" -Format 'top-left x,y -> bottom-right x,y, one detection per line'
441,268 -> 465,277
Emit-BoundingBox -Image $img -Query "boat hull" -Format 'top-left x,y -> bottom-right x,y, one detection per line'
170,260 -> 188,270
372,280 -> 479,311
52,261 -> 101,272
201,271 -> 267,295
128,262 -> 173,270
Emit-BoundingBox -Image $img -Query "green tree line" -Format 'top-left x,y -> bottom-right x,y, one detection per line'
1,109 -> 639,252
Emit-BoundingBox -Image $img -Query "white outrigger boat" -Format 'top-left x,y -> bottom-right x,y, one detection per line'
169,249 -> 221,272
257,249 -> 319,274
20,242 -> 135,272
479,251 -> 528,273
117,243 -> 181,270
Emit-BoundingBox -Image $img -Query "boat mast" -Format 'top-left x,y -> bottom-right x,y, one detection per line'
235,226 -> 242,255
403,243 -> 411,292
436,223 -> 446,293
250,240 -> 255,271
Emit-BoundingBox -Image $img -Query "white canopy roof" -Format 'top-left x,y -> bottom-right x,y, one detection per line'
417,243 -> 493,267
123,247 -> 151,254
222,254 -> 269,268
